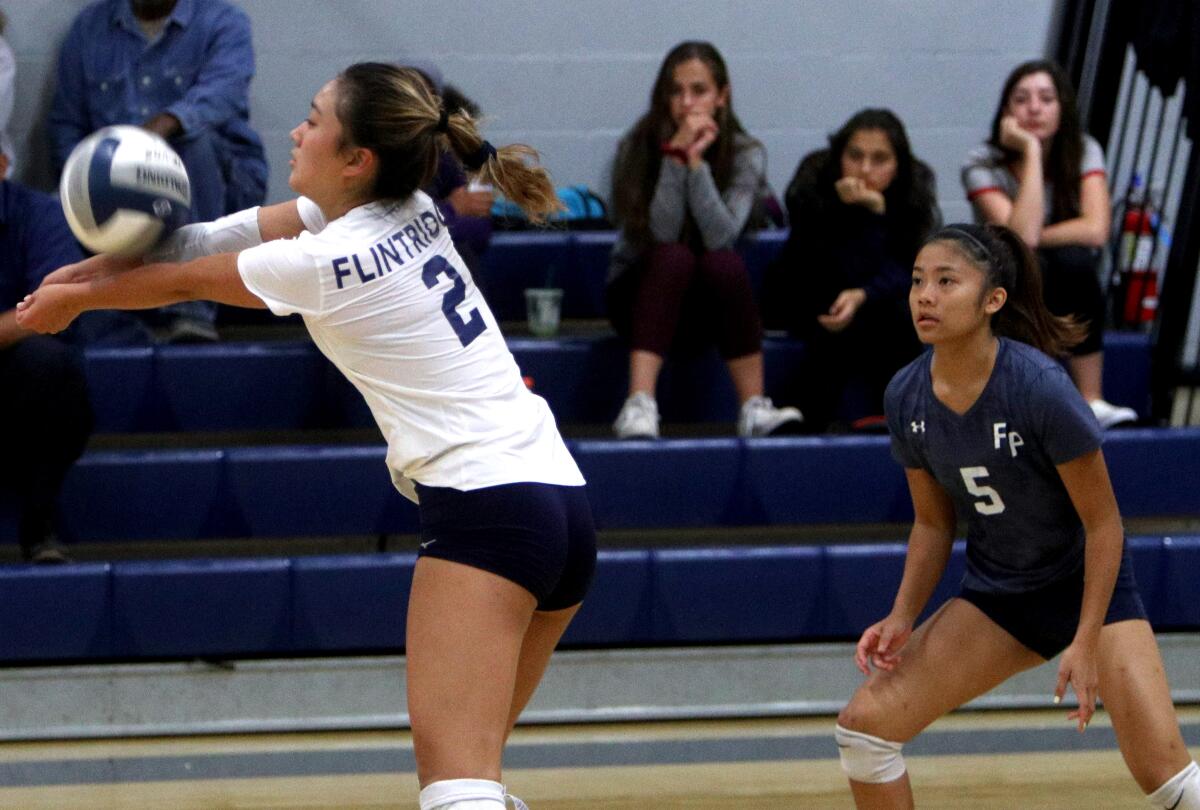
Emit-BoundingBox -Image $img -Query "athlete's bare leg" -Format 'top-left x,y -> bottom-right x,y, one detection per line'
1097,619 -> 1192,793
839,598 -> 1044,809
406,557 -> 537,787
506,603 -> 582,737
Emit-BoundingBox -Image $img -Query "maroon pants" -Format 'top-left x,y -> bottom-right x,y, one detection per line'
607,243 -> 763,359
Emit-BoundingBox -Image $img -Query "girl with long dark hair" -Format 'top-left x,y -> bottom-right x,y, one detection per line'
963,59 -> 1136,429
607,40 -> 800,439
765,108 -> 940,430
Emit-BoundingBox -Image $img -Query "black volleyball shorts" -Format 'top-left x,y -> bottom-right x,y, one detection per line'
413,481 -> 597,611
959,546 -> 1147,659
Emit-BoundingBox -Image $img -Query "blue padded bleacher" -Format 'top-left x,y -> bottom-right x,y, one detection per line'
60,449 -> 227,541
649,546 -> 825,641
291,554 -> 414,650
224,446 -> 415,537
0,563 -> 111,660
3,537 -> 1196,663
4,428 -> 1197,543
81,331 -> 1151,432
481,230 -> 786,322
111,558 -> 292,658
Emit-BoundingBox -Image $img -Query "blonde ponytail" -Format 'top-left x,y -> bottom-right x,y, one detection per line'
441,110 -> 562,225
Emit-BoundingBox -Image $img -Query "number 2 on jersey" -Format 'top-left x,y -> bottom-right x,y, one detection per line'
959,466 -> 1006,515
422,256 -> 486,347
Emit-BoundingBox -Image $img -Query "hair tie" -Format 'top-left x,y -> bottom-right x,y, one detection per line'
463,140 -> 497,171
435,107 -> 450,134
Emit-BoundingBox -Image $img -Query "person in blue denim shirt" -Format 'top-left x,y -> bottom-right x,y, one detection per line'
49,0 -> 268,342
0,150 -> 92,562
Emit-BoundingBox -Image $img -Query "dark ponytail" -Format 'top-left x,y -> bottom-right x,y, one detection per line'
930,223 -> 1085,355
334,62 -> 561,224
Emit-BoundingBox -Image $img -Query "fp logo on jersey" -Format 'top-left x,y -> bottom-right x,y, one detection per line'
993,422 -> 1024,458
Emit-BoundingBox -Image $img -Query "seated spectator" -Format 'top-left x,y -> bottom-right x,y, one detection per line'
0,149 -> 91,562
49,0 -> 269,343
403,59 -> 494,289
764,109 -> 939,431
963,59 -> 1136,428
608,40 -> 800,439
0,11 -> 15,176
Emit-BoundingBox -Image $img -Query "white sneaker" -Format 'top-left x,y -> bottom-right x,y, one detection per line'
737,395 -> 803,437
1089,398 -> 1138,429
614,392 -> 660,439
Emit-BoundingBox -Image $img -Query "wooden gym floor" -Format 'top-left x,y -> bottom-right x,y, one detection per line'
0,708 -> 1196,808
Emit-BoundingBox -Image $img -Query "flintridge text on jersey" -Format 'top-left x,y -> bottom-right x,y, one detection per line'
329,206 -> 447,289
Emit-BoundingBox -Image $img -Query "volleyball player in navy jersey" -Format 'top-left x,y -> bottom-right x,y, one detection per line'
19,63 -> 593,810
833,223 -> 1198,809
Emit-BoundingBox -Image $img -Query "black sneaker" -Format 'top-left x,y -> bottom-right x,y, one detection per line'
164,316 -> 219,344
29,540 -> 71,564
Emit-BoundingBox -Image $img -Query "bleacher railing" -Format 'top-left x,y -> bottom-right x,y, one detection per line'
1059,0 -> 1200,425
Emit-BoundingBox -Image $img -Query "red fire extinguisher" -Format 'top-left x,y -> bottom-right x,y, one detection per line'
1117,175 -> 1159,326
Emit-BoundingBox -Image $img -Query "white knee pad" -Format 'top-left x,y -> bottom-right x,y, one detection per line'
1148,761 -> 1200,810
835,723 -> 907,784
419,778 -> 506,809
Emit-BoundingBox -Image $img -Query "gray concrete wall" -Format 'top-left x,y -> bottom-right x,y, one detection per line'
3,0 -> 1062,224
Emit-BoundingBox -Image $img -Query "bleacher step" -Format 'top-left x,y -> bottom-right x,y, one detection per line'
1,636 -> 1197,741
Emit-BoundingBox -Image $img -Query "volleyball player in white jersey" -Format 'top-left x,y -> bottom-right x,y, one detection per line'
19,62 -> 594,810
834,223 -> 1198,809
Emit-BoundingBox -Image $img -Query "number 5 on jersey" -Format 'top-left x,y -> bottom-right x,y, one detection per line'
959,466 -> 1006,515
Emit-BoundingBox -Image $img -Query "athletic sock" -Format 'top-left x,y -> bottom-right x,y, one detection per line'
1148,761 -> 1200,810
419,778 -> 506,809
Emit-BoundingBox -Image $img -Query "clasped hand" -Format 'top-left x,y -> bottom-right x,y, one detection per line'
15,284 -> 80,334
668,112 -> 719,167
834,177 -> 885,215
15,254 -> 135,334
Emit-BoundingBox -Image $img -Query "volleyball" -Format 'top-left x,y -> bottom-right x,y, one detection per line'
58,125 -> 192,257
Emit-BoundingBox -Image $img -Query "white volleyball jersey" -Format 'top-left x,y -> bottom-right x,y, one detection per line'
237,193 -> 584,502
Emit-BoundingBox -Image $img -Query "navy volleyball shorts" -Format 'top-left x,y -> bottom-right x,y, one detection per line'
413,481 -> 597,611
959,546 -> 1148,660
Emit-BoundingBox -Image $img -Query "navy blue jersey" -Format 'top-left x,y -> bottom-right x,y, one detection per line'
885,338 -> 1104,593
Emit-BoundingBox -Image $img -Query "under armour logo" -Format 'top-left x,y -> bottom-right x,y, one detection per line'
911,421 -> 925,433
420,539 -> 437,549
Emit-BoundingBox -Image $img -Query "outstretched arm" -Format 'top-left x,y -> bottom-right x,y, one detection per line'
17,253 -> 264,334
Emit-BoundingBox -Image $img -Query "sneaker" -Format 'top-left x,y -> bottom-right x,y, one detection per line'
613,392 -> 660,439
1089,399 -> 1137,429
28,540 -> 71,564
163,316 -> 219,344
738,396 -> 803,437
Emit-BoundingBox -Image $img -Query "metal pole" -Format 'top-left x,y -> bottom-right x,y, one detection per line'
1077,0 -> 1112,123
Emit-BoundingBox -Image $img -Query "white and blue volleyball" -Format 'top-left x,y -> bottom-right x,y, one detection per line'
59,125 -> 191,257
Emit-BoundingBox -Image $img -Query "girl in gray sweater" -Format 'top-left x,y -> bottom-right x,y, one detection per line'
607,40 -> 800,439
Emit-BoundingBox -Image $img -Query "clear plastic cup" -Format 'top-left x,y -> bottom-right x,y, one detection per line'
524,288 -> 563,337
